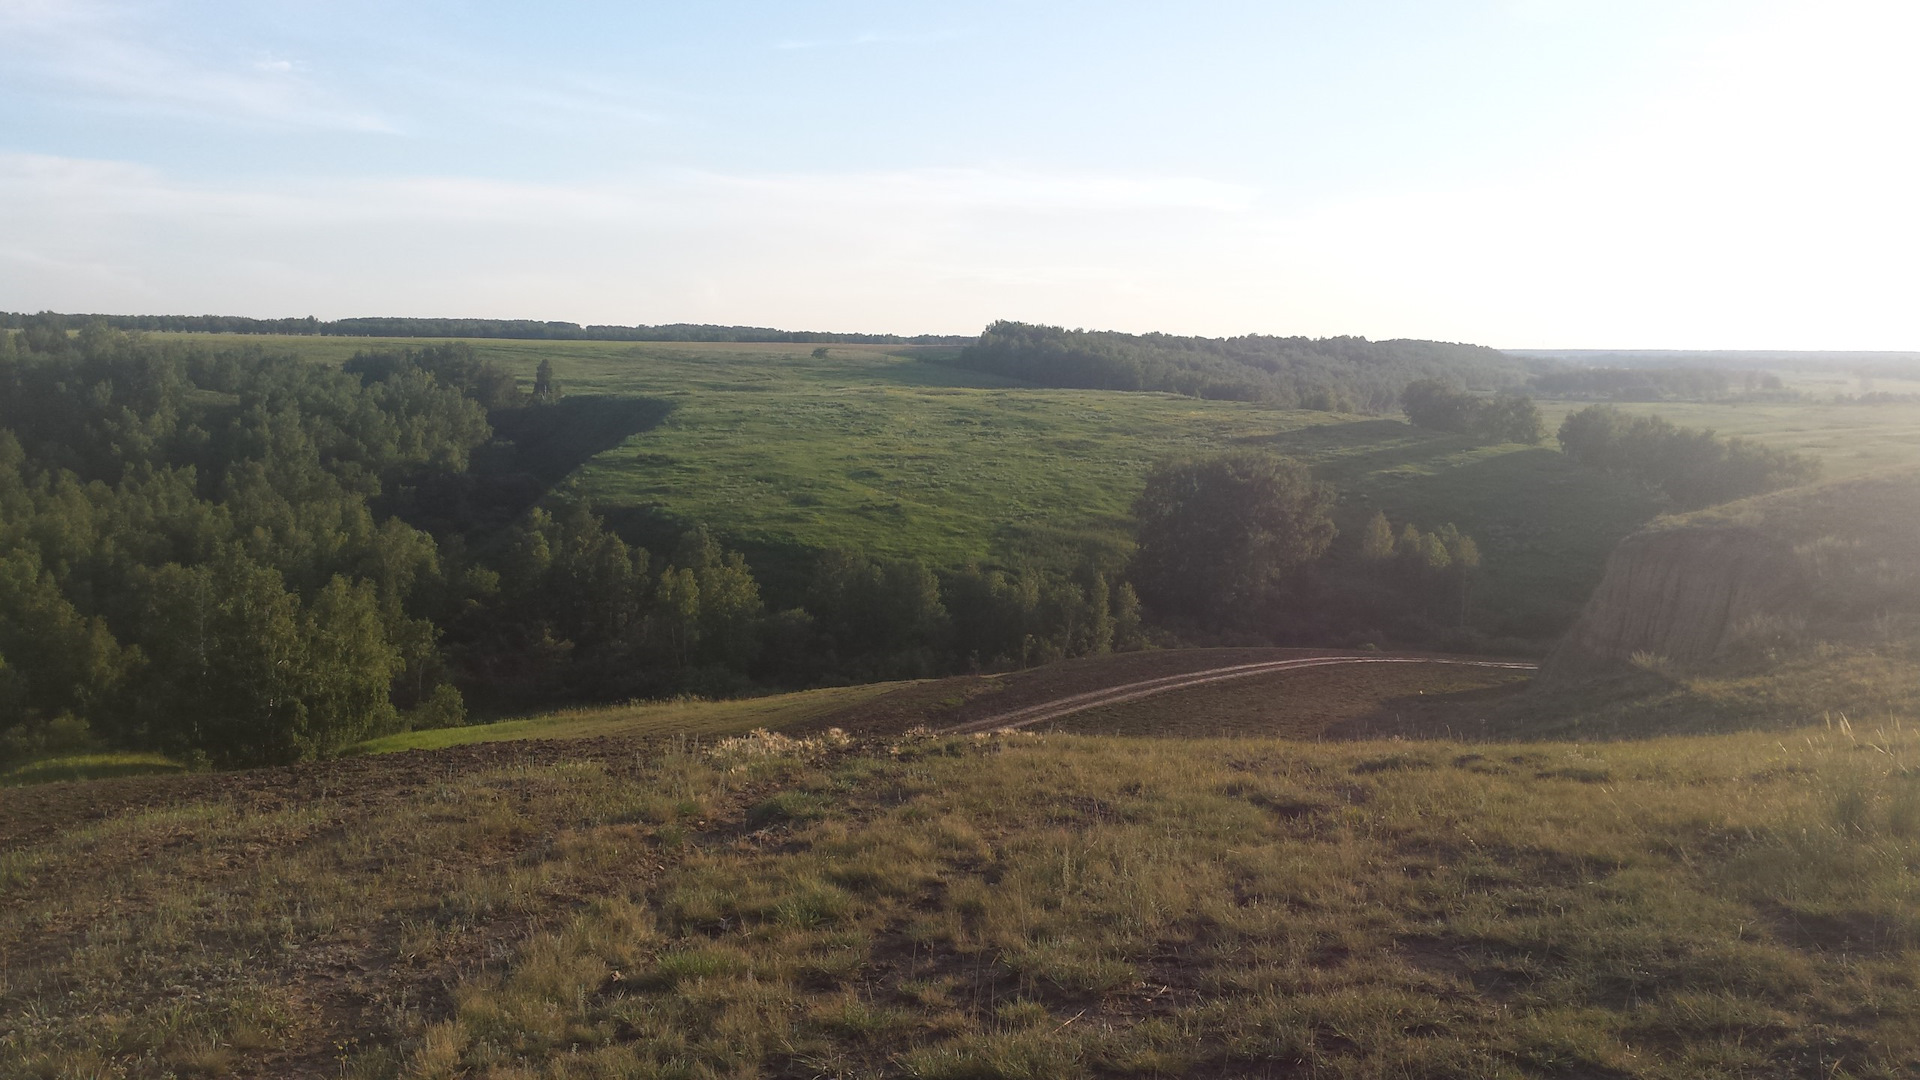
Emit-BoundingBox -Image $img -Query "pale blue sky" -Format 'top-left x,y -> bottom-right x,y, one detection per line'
2,0 -> 1915,347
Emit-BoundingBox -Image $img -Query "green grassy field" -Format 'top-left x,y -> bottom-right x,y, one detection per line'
353,684 -> 901,755
0,684 -> 908,786
0,751 -> 185,787
150,333 -> 1920,637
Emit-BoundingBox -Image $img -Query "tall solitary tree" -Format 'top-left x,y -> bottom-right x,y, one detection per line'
533,358 -> 560,404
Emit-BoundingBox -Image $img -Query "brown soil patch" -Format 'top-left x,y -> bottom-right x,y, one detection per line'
1042,660 -> 1533,739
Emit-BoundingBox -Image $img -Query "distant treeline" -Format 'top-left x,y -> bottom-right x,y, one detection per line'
1557,405 -> 1822,510
1530,366 -> 1785,402
0,311 -> 969,346
953,321 -> 1528,412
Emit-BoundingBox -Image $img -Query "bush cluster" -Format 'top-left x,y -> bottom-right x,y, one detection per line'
1399,379 -> 1546,444
1556,405 -> 1822,509
956,321 -> 1527,413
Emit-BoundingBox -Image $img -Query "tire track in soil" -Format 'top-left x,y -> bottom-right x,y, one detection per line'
939,655 -> 1538,735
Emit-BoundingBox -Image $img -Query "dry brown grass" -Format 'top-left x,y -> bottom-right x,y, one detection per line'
8,719 -> 1914,1078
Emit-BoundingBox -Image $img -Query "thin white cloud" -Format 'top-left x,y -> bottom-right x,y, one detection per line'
696,168 -> 1257,214
774,28 -> 967,51
0,0 -> 393,131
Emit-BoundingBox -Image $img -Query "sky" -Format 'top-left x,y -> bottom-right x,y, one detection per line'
1,0 -> 1916,348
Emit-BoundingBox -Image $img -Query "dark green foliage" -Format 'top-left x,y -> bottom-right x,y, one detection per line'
1131,452 -> 1337,621
1284,511 -> 1491,645
1557,405 -> 1823,509
806,550 -> 949,668
1531,365 -> 1785,402
1369,514 -> 1481,626
120,559 -> 400,765
533,358 -> 559,404
1475,392 -> 1547,444
942,562 -> 1127,668
0,549 -> 131,737
1401,379 -> 1545,444
956,321 -> 1527,412
345,342 -> 526,410
0,330 -> 478,764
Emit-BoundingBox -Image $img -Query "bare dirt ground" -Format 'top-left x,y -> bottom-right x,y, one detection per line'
0,649 -> 1535,853
1048,661 -> 1537,739
813,647 -> 1536,739
943,654 -> 1534,734
0,736 -> 659,853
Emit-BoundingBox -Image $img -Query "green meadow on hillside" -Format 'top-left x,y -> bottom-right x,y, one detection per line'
144,333 -> 1920,638
153,333 -> 1685,636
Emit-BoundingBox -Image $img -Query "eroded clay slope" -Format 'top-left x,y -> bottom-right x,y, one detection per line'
1542,470 -> 1920,683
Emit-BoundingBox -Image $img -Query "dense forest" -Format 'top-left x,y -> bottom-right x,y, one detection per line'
1528,366 -> 1786,402
0,311 -> 967,346
0,326 -> 1154,766
1556,405 -> 1822,509
953,321 -> 1530,412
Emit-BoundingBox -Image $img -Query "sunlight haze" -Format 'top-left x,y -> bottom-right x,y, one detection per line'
2,0 -> 1914,348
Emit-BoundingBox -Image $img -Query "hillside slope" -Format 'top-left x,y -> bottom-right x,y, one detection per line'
6,726 -> 1917,1078
1542,470 -> 1920,681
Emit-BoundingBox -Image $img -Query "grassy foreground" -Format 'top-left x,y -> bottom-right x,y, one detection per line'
5,723 -> 1917,1078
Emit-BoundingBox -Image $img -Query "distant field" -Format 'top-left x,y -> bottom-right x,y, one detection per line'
1536,396 -> 1920,480
149,332 -> 1920,634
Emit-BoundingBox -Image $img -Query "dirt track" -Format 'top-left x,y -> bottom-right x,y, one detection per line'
940,654 -> 1538,734
0,649 -> 1536,853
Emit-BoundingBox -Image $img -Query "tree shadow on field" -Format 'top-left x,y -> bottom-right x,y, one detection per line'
1386,447 -> 1660,640
488,396 -> 677,485
1241,417 -> 1477,478
1250,427 -> 1664,642
387,396 -> 676,536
